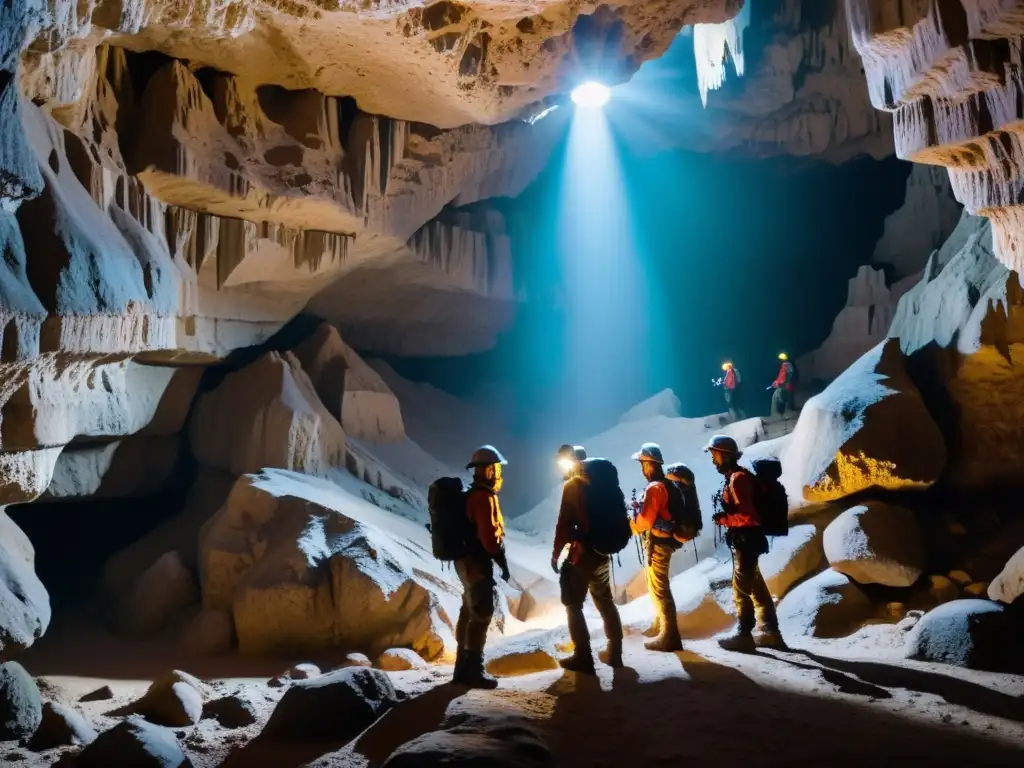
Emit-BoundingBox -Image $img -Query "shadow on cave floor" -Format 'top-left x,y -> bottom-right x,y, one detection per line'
221,644 -> 1024,767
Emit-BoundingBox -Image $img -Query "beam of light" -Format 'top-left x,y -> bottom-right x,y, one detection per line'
571,81 -> 611,108
557,104 -> 649,428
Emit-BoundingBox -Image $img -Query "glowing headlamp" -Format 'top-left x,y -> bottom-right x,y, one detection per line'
557,457 -> 576,474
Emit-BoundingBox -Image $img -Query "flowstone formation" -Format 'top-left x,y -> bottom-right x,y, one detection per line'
846,0 -> 1024,272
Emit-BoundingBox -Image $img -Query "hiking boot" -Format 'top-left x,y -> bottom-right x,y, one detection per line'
644,629 -> 683,653
717,631 -> 756,654
559,653 -> 597,675
455,650 -> 498,689
598,646 -> 623,669
755,628 -> 787,650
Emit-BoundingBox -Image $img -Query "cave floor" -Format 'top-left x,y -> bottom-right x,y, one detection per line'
8,616 -> 1024,767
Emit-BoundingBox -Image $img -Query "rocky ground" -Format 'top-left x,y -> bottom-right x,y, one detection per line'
2,617 -> 1023,767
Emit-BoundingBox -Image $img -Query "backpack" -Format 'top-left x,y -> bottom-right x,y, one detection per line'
580,458 -> 632,556
426,477 -> 473,561
663,478 -> 703,541
750,459 -> 788,537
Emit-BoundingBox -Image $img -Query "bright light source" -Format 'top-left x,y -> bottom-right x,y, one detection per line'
557,457 -> 576,473
571,81 -> 611,108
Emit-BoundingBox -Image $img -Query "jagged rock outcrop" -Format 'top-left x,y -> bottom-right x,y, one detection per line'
293,323 -> 405,443
642,0 -> 893,161
19,1 -> 740,130
846,0 -> 1024,272
798,265 -> 919,383
189,351 -> 346,478
873,165 -> 962,277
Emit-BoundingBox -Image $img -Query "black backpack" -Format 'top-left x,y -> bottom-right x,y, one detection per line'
663,479 -> 703,541
750,459 -> 789,537
426,477 -> 473,560
580,458 -> 632,556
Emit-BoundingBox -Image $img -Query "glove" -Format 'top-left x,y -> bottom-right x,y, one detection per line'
550,557 -> 560,574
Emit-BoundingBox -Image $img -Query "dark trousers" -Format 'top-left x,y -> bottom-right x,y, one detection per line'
560,548 -> 623,655
731,543 -> 777,633
724,389 -> 746,421
772,387 -> 795,415
455,555 -> 495,652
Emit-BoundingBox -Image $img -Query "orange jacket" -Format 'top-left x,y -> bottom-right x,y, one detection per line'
631,480 -> 673,539
716,468 -> 760,528
466,486 -> 505,556
553,475 -> 588,565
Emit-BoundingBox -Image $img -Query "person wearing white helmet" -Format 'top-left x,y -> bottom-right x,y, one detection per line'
705,435 -> 784,652
452,445 -> 512,689
629,442 -> 684,653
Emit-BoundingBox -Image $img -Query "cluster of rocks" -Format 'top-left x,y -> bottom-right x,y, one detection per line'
1,654 -> 556,766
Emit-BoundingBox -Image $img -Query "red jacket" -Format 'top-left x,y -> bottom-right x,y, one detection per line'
631,480 -> 674,540
773,361 -> 795,391
716,468 -> 760,528
467,486 -> 505,556
553,475 -> 588,565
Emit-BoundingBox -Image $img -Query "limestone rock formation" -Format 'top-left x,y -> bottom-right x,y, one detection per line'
189,351 -> 346,478
20,1 -> 740,129
846,0 -> 1024,272
132,670 -> 208,728
776,568 -> 872,639
639,0 -> 893,161
873,165 -> 962,278
376,648 -> 427,672
293,323 -> 405,443
180,609 -> 234,656
784,338 -> 947,502
0,526 -> 50,660
888,212 -> 1024,489
197,468 -> 462,658
823,502 -> 925,587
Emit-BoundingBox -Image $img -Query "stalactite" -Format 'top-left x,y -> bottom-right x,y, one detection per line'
692,0 -> 752,107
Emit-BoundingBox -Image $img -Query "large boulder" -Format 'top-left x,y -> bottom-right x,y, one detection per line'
988,546 -> 1024,605
0,661 -> 42,740
118,551 -> 198,638
782,339 -> 946,502
189,351 -> 345,478
293,323 -> 405,443
198,468 -> 461,658
823,502 -> 925,587
776,569 -> 873,639
760,524 -> 824,597
382,695 -> 553,768
180,608 -> 234,656
260,666 -> 396,742
78,716 -> 192,768
0,517 -> 50,660
484,630 -> 561,678
905,599 -> 1023,673
888,214 -> 1024,489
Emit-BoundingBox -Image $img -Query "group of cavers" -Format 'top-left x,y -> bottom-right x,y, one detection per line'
714,353 -> 799,422
427,434 -> 791,689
